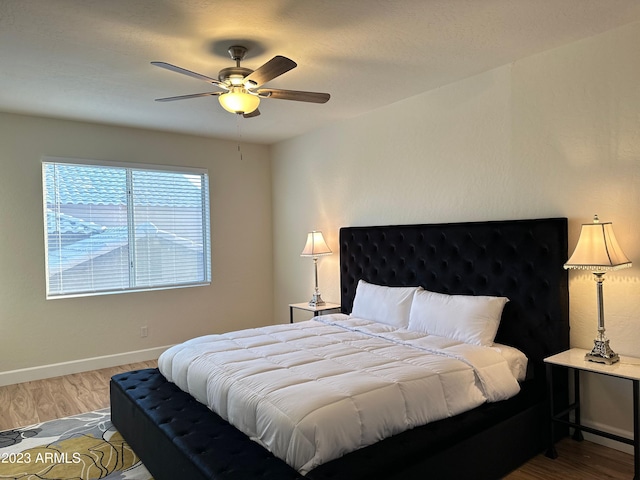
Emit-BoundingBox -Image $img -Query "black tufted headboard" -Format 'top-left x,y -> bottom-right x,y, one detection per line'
339,218 -> 569,366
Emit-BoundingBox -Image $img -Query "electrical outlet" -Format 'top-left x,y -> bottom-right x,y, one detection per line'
140,326 -> 148,338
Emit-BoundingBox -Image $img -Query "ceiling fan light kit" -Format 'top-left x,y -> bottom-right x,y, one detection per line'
152,45 -> 330,118
218,87 -> 260,114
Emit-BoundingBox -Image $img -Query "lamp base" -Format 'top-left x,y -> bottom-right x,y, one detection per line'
308,293 -> 326,307
585,338 -> 620,365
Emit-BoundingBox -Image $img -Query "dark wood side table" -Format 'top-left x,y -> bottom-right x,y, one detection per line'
545,348 -> 640,480
289,302 -> 342,323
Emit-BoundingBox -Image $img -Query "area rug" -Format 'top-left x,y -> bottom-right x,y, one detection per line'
0,409 -> 152,480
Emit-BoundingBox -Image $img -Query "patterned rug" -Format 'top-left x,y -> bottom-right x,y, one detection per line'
0,409 -> 152,480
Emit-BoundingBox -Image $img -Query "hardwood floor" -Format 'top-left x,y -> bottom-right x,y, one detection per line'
0,360 -> 156,431
0,361 -> 634,479
505,439 -> 634,479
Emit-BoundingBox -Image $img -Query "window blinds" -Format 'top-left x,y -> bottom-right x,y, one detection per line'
43,159 -> 211,298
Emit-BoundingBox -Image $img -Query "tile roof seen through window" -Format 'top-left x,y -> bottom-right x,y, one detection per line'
44,164 -> 203,207
46,209 -> 107,235
47,222 -> 200,274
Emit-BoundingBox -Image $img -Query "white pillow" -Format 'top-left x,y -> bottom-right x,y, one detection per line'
350,280 -> 418,328
408,289 -> 509,346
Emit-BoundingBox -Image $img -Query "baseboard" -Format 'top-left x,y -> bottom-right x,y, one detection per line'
579,420 -> 634,455
0,346 -> 172,387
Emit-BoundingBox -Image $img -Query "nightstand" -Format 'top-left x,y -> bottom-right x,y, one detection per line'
545,348 -> 640,479
289,302 -> 342,323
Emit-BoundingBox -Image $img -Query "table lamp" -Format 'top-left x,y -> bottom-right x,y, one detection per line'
301,231 -> 332,306
564,215 -> 632,364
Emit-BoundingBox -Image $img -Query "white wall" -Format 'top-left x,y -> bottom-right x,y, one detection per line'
0,112 -> 273,384
272,21 -> 640,450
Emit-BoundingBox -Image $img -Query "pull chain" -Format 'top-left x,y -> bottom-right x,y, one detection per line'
236,114 -> 244,161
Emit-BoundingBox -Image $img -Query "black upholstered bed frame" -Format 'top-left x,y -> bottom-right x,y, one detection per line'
111,217 -> 569,480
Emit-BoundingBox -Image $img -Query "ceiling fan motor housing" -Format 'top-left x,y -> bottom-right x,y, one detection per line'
218,67 -> 253,85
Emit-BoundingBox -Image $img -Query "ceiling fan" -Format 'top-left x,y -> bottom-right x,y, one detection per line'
151,45 -> 330,118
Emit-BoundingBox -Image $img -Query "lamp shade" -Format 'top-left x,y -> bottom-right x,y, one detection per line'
564,215 -> 632,271
218,87 -> 260,114
301,231 -> 332,257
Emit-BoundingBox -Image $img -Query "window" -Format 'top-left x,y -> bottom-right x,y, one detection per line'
42,158 -> 211,299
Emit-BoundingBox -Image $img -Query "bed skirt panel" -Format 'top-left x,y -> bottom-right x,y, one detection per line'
111,368 -> 557,480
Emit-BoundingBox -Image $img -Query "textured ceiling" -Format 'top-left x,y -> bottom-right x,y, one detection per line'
2,0 -> 640,144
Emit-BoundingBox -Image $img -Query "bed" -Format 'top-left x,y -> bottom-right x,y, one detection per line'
110,217 -> 569,480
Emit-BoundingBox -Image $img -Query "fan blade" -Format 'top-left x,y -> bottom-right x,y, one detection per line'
243,56 -> 297,87
151,61 -> 227,88
243,109 -> 261,119
155,92 -> 222,102
258,88 -> 330,103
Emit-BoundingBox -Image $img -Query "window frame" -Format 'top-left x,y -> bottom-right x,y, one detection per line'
42,156 -> 212,299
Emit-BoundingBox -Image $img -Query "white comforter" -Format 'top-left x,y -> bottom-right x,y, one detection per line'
158,315 -> 522,474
